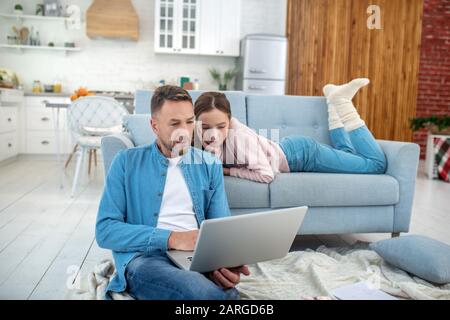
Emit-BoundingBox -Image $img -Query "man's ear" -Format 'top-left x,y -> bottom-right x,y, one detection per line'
150,117 -> 158,135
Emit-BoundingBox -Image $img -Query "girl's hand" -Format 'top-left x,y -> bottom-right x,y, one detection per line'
223,167 -> 230,176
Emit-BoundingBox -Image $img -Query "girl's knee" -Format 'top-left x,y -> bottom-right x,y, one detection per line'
370,157 -> 387,174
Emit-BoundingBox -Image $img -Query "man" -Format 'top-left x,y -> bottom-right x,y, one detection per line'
96,85 -> 250,300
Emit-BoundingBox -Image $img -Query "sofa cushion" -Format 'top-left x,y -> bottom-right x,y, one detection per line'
270,173 -> 399,207
123,114 -> 155,146
370,235 -> 450,284
246,95 -> 331,144
224,176 -> 269,209
134,90 -> 247,125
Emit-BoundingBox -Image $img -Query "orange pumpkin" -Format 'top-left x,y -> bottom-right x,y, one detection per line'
77,87 -> 89,96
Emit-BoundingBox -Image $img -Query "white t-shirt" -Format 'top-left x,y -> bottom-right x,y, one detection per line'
156,156 -> 198,231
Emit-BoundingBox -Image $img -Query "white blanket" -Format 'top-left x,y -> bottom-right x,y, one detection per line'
66,243 -> 450,300
65,260 -> 134,300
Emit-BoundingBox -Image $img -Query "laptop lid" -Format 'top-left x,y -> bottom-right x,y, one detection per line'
189,206 -> 308,273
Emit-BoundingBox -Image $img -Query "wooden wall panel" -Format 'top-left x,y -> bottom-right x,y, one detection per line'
286,0 -> 423,142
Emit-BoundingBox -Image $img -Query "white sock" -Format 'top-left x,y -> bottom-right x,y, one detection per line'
323,83 -> 344,130
322,78 -> 369,131
327,105 -> 344,130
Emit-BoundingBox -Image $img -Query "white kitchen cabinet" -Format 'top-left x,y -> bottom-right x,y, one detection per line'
24,96 -> 73,155
0,89 -> 22,163
25,131 -> 67,154
0,88 -> 23,104
199,0 -> 241,57
0,132 -> 18,161
0,107 -> 18,133
154,0 -> 200,54
154,0 -> 241,57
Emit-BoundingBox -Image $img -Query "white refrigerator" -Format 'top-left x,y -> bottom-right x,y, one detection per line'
236,34 -> 287,95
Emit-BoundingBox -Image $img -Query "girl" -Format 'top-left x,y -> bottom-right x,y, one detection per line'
193,78 -> 387,184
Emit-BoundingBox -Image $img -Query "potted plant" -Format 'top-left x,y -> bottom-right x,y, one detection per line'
410,115 -> 450,135
14,4 -> 23,15
209,68 -> 238,91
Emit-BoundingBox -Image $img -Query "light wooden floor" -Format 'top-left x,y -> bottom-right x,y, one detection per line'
0,156 -> 449,300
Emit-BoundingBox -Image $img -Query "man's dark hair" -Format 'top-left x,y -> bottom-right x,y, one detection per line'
151,85 -> 193,115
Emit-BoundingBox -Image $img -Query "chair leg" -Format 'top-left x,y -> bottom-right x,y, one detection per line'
94,149 -> 97,167
65,143 -> 79,169
391,232 -> 400,238
88,149 -> 93,175
72,147 -> 86,197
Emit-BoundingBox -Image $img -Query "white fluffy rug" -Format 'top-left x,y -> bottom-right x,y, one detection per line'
66,243 -> 450,300
236,243 -> 450,300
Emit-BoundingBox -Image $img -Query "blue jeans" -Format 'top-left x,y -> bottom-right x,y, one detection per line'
279,126 -> 387,173
125,253 -> 240,300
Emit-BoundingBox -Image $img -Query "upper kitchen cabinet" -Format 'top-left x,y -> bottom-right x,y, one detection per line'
199,0 -> 241,57
154,0 -> 200,54
154,0 -> 241,57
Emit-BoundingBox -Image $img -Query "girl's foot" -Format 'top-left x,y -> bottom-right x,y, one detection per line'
323,78 -> 370,104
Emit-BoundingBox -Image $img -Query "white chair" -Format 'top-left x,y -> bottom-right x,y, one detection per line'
67,96 -> 129,197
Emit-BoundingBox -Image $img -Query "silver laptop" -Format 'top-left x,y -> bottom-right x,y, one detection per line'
166,206 -> 308,273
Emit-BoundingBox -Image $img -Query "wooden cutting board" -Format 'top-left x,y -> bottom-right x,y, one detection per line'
86,0 -> 139,41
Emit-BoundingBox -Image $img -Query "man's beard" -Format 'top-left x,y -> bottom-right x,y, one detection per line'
159,136 -> 190,157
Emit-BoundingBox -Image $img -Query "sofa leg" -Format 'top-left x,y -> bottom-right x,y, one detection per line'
391,232 -> 400,238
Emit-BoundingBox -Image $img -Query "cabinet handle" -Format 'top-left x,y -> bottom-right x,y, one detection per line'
249,69 -> 267,74
221,51 -> 224,54
41,117 -> 50,122
41,140 -> 50,145
248,85 -> 267,90
7,118 -> 12,122
216,50 -> 219,53
8,143 -> 12,148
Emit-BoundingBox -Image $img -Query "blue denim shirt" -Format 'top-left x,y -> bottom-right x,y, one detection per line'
95,141 -> 231,298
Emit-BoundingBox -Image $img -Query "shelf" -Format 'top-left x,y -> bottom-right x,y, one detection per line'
0,44 -> 81,54
0,13 -> 70,22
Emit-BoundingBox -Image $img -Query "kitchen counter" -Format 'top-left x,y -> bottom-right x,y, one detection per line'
25,92 -> 71,97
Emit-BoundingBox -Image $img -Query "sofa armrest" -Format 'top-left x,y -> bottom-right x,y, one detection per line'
377,139 -> 420,232
101,133 -> 135,175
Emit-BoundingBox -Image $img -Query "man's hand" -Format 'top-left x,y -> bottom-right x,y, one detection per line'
168,230 -> 199,251
223,167 -> 230,176
209,265 -> 250,289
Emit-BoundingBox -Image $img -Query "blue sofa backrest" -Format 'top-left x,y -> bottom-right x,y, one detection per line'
246,95 -> 331,144
129,90 -> 331,146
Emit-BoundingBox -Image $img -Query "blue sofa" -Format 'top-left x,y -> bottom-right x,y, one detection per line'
101,90 -> 420,236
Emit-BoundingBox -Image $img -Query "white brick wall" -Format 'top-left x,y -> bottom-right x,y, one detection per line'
0,0 -> 286,93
